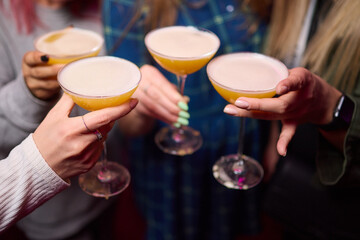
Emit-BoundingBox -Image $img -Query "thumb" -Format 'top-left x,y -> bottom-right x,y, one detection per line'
82,98 -> 138,131
276,123 -> 297,156
276,67 -> 312,95
49,93 -> 75,117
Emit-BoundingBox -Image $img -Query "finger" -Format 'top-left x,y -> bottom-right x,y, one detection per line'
23,51 -> 49,66
50,94 -> 76,116
276,123 -> 297,156
137,98 -> 178,124
28,64 -> 63,79
276,67 -> 312,95
26,76 -> 60,90
140,64 -> 184,103
234,96 -> 291,114
159,82 -> 185,104
82,98 -> 138,132
224,104 -> 284,120
142,85 -> 182,116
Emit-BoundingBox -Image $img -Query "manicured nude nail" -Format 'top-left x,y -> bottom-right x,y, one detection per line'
177,117 -> 189,126
235,100 -> 249,109
278,86 -> 289,95
178,101 -> 189,111
173,122 -> 181,128
41,55 -> 49,63
224,106 -> 237,115
129,98 -> 138,109
179,111 -> 190,119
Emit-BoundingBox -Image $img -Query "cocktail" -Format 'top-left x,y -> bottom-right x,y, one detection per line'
58,56 -> 141,198
35,27 -> 103,64
144,26 -> 220,155
206,52 -> 288,189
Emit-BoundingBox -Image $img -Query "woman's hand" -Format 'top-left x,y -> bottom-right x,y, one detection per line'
223,67 -> 342,156
118,64 -> 190,136
135,64 -> 189,124
33,94 -> 138,180
22,51 -> 63,100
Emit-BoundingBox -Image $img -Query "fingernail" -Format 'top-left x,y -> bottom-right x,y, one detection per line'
224,106 -> 237,115
235,100 -> 249,109
129,98 -> 138,109
177,117 -> 189,126
179,111 -> 190,119
173,122 -> 181,128
184,96 -> 190,103
178,101 -> 189,111
41,55 -> 49,63
278,86 -> 289,95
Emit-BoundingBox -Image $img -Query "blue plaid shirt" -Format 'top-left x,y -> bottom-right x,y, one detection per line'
103,1 -> 268,239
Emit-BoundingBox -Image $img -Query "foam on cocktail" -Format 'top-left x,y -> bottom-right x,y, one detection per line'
145,26 -> 220,75
207,53 -> 288,102
58,56 -> 141,111
35,28 -> 103,63
145,26 -> 220,58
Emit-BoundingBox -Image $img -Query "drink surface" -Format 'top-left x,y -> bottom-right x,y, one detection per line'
207,53 -> 288,102
145,26 -> 220,58
35,28 -> 103,63
58,56 -> 141,110
145,26 -> 220,75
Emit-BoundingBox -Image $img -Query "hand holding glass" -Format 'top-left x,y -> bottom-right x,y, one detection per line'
58,56 -> 141,198
144,26 -> 220,156
206,52 -> 288,189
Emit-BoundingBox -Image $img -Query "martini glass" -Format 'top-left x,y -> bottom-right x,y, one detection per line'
144,26 -> 220,156
35,27 -> 103,64
58,56 -> 141,198
206,52 -> 289,189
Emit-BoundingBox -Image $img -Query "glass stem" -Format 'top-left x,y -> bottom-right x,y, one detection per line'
98,141 -> 110,181
237,118 -> 245,157
175,75 -> 187,133
176,75 -> 187,96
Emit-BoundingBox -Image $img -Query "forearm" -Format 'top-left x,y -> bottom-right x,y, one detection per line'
0,135 -> 69,232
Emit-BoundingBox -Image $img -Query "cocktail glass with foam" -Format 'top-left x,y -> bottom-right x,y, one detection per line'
207,52 -> 288,189
144,26 -> 220,156
35,27 -> 103,64
58,56 -> 141,198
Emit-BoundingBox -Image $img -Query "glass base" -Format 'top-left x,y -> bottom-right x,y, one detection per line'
155,125 -> 202,156
78,161 -> 130,198
212,154 -> 263,190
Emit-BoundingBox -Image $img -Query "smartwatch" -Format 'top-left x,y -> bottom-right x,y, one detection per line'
318,94 -> 355,131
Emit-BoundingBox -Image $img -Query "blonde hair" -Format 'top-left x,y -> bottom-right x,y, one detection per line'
303,0 -> 360,92
266,0 -> 360,93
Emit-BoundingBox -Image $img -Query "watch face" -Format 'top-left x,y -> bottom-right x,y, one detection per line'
319,94 -> 354,131
339,95 -> 355,125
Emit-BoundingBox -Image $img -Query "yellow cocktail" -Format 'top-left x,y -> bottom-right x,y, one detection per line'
207,52 -> 289,103
58,56 -> 140,110
145,26 -> 220,76
35,27 -> 103,64
206,52 -> 288,190
145,26 -> 220,156
57,56 -> 141,198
